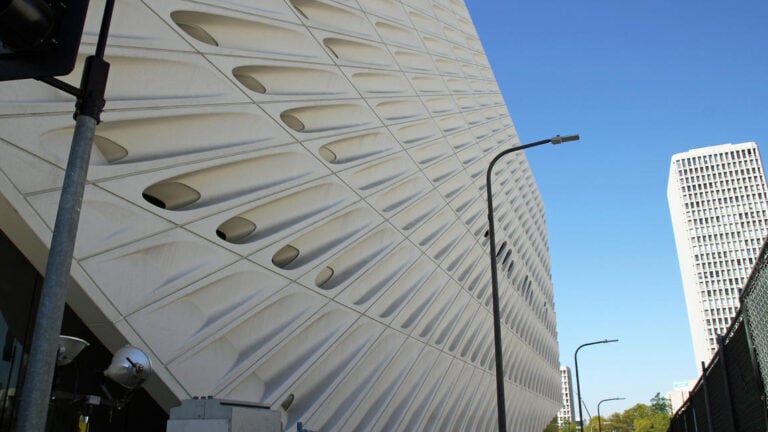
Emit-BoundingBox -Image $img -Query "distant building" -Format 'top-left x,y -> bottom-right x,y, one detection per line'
666,380 -> 696,413
668,142 -> 768,366
558,366 -> 576,426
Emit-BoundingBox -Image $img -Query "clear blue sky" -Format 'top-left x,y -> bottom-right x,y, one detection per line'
465,0 -> 768,418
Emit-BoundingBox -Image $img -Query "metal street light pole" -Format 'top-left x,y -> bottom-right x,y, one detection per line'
14,2 -> 115,431
581,398 -> 594,425
598,397 -> 625,432
486,134 -> 579,432
574,339 -> 619,432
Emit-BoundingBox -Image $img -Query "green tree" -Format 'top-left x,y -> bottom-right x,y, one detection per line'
575,394 -> 671,432
634,412 -> 671,432
584,415 -> 606,431
650,392 -> 672,415
542,416 -> 579,432
544,416 -> 559,432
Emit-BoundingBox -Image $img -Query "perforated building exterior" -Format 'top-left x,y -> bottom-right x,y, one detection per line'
0,1 -> 560,430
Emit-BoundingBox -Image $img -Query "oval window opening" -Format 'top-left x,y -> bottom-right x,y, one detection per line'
496,241 -> 507,258
175,22 -> 219,46
272,245 -> 300,268
142,182 -> 201,210
216,217 -> 257,243
93,135 -> 128,163
315,266 -> 334,287
280,113 -> 305,132
233,70 -> 267,94
318,146 -> 337,163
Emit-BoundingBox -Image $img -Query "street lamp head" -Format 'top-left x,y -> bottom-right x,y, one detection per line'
485,133 -> 578,432
597,398 -> 626,432
574,338 -> 619,432
600,397 -> 626,404
551,134 -> 580,144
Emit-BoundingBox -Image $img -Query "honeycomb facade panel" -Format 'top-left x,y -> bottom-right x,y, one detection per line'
0,0 -> 560,430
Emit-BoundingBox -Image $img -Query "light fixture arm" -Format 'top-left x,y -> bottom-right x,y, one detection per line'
574,339 -> 619,432
486,134 -> 579,432
598,397 -> 625,432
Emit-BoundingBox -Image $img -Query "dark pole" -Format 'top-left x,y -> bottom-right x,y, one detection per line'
14,2 -> 114,431
715,335 -> 737,432
582,399 -> 593,419
580,399 -> 593,428
486,134 -> 579,432
700,361 -> 713,432
597,397 -> 624,432
574,339 -> 618,432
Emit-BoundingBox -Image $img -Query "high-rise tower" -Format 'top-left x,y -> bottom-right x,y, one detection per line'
558,366 -> 576,427
668,142 -> 768,366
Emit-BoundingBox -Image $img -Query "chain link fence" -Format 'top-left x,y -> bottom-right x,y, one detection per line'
744,241 -> 768,392
668,240 -> 768,432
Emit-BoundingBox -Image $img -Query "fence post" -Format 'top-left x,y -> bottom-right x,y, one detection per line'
689,391 -> 698,432
716,335 -> 738,432
700,361 -> 713,432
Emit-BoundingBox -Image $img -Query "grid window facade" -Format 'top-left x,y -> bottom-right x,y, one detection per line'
557,366 -> 575,426
668,142 -> 768,366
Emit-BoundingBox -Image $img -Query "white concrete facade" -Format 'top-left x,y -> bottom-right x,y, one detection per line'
557,366 -> 575,426
0,1 -> 561,430
668,142 -> 768,367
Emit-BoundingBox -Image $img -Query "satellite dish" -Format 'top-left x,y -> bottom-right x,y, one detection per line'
104,345 -> 152,389
57,335 -> 89,366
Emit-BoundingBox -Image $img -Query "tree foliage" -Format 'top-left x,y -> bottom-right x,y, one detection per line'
547,394 -> 671,432
561,421 -> 579,432
544,416 -> 560,432
650,392 -> 672,415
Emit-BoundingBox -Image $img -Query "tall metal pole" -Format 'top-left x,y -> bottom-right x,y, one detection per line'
700,361 -> 713,432
486,134 -> 579,432
574,339 -> 618,432
715,335 -> 737,432
14,2 -> 114,431
597,397 -> 624,432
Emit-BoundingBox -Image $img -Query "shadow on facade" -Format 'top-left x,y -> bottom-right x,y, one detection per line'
0,230 -> 167,431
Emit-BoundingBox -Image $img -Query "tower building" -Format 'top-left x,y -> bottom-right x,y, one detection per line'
668,142 -> 768,366
558,366 -> 575,427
